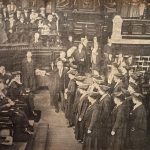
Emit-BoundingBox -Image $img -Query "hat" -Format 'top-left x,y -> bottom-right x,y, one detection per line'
113,91 -> 125,100
69,64 -> 78,70
78,84 -> 89,90
131,92 -> 144,101
67,69 -> 78,75
93,77 -> 104,85
114,72 -> 123,78
99,85 -> 110,92
88,92 -> 100,100
75,76 -> 86,81
112,62 -> 118,68
130,74 -> 139,81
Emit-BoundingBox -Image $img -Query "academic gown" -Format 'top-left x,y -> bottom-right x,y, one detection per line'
75,94 -> 90,141
129,104 -> 147,150
82,102 -> 99,150
97,94 -> 114,149
66,79 -> 77,125
107,103 -> 127,150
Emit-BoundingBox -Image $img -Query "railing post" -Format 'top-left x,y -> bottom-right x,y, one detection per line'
111,15 -> 123,41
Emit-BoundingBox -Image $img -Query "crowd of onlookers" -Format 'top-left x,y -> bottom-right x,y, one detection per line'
0,0 -> 59,46
47,35 -> 150,150
0,63 -> 41,146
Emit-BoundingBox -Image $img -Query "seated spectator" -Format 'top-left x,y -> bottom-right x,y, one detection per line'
5,13 -> 17,43
15,7 -> 22,22
0,14 -> 8,44
0,80 -> 33,138
47,14 -> 57,34
23,8 -> 30,24
16,14 -> 28,43
39,7 -> 46,19
30,32 -> 42,47
0,66 -> 11,86
7,0 -> 17,14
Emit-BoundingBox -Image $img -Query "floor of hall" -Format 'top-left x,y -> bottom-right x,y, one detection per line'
34,89 -> 82,150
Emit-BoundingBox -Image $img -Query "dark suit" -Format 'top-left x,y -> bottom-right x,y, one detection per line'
48,68 -> 69,111
73,48 -> 86,75
22,58 -> 35,91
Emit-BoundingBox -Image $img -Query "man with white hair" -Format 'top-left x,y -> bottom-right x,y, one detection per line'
22,51 -> 36,92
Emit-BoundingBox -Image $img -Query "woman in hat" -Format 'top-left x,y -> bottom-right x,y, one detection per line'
82,92 -> 100,150
129,93 -> 147,150
107,92 -> 128,150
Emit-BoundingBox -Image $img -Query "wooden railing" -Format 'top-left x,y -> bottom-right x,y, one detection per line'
0,44 -> 66,72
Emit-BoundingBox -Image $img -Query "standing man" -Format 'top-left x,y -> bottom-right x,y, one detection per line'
49,61 -> 69,113
22,51 -> 36,92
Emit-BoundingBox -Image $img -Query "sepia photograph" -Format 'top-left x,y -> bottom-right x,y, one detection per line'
0,0 -> 150,150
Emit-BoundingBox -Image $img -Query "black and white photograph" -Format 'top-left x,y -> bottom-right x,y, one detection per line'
0,0 -> 150,150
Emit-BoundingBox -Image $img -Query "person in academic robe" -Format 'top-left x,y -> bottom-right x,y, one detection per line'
0,14 -> 8,44
107,92 -> 128,150
129,93 -> 147,150
66,69 -> 77,127
48,61 -> 69,113
74,83 -> 89,142
96,85 -> 114,150
73,43 -> 86,75
22,51 -> 36,92
82,92 -> 100,150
